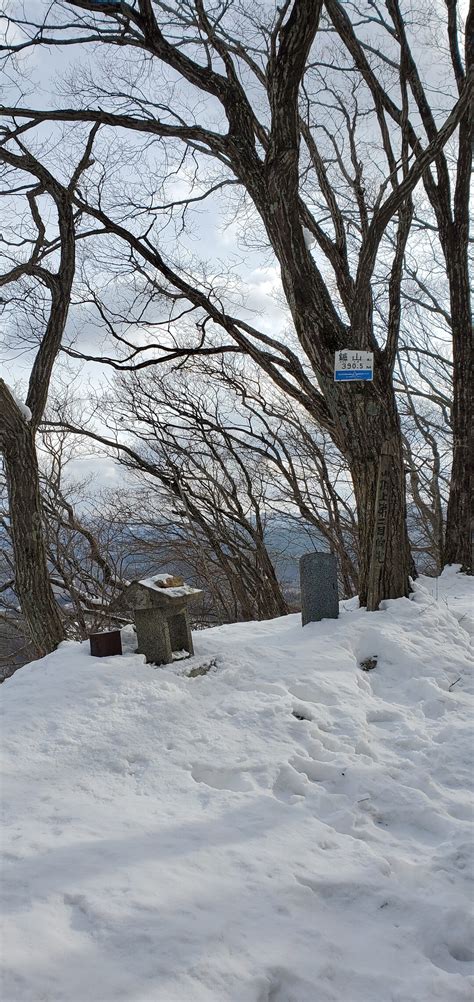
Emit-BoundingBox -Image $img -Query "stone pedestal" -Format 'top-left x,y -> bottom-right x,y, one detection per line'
134,606 -> 194,665
299,552 -> 339,626
111,578 -> 202,666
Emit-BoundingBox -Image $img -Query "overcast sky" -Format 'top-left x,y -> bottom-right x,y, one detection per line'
1,0 -> 461,490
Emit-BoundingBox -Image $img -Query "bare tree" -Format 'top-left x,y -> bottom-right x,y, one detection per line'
102,492 -> 248,626
0,474 -> 36,677
202,358 -> 359,595
38,430 -> 131,635
0,129 -> 96,655
398,387 -> 450,576
323,0 -> 472,570
49,372 -> 291,622
1,0 -> 470,607
113,360 -> 358,607
1,425 -> 135,661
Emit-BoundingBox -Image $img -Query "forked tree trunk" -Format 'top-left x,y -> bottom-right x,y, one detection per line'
3,421 -> 65,658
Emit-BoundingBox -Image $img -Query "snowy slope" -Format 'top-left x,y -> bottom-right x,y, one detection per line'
1,568 -> 473,1002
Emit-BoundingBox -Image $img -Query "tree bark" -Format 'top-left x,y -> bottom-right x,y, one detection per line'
2,412 -> 65,658
254,542 -> 289,619
442,7 -> 473,574
335,385 -> 412,609
0,145 -> 82,656
255,194 -> 412,608
443,245 -> 472,572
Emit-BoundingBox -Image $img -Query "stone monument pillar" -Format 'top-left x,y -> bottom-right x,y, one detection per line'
299,552 -> 339,626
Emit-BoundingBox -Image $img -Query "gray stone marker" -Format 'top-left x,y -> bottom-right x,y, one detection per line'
111,576 -> 202,665
299,551 -> 339,626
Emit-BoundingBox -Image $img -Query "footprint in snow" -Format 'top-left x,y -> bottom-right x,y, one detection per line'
289,682 -> 338,705
63,893 -> 98,935
291,702 -> 313,721
365,708 -> 404,727
423,912 -> 474,976
257,966 -> 314,1002
291,755 -> 342,784
191,763 -> 253,792
272,764 -> 308,801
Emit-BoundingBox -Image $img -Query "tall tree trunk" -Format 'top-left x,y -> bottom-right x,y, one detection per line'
249,148 -> 414,611
3,419 -> 65,658
353,443 -> 411,609
0,139 -> 83,657
340,390 -> 412,609
444,244 -> 472,572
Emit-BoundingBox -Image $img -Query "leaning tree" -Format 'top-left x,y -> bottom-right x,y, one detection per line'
1,0 -> 471,609
0,131 -> 97,654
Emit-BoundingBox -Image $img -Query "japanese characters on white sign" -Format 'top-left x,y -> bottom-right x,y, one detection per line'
334,350 -> 374,382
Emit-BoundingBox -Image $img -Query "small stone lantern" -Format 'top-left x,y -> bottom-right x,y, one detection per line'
112,574 -> 202,665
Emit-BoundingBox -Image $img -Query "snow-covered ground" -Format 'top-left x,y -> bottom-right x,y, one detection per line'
1,568 -> 473,1002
